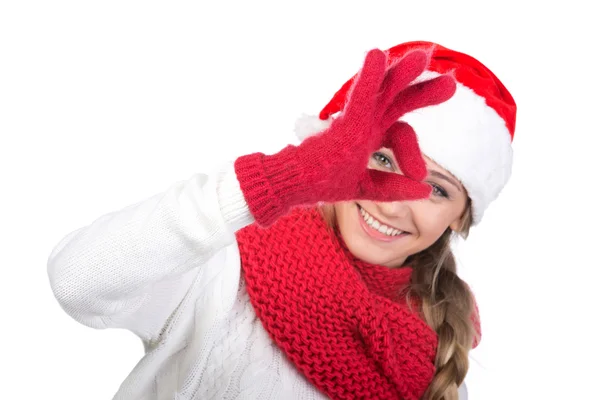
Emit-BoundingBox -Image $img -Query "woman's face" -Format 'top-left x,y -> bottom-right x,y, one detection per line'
334,148 -> 469,268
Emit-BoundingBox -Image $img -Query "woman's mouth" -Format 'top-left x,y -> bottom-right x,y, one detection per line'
356,204 -> 410,243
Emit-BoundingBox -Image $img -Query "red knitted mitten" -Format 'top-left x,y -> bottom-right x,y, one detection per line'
235,49 -> 456,227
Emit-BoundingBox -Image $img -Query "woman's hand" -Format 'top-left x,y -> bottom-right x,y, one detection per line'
235,48 -> 456,227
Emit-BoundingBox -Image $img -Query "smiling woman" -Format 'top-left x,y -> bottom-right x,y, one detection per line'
48,41 -> 514,400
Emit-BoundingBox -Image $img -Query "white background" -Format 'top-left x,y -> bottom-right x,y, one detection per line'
1,1 -> 598,399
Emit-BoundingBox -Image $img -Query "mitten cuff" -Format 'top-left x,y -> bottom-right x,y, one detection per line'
234,145 -> 307,227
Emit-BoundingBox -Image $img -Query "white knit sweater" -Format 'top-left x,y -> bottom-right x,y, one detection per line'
47,160 -> 328,400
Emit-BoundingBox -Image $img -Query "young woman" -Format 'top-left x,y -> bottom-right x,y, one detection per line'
47,41 -> 516,400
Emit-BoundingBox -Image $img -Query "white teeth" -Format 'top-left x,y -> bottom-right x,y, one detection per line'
359,205 -> 404,237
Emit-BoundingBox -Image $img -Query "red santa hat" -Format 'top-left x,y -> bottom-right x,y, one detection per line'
295,41 -> 517,225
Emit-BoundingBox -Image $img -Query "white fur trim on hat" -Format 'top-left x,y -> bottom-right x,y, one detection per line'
401,71 -> 513,224
294,113 -> 333,142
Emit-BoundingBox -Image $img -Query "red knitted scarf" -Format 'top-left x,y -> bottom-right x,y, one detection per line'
235,206 -> 438,399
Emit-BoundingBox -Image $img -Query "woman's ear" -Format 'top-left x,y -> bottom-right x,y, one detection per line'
449,218 -> 462,232
449,208 -> 468,232
450,200 -> 473,237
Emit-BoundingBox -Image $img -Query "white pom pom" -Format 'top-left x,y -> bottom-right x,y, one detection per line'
294,113 -> 333,142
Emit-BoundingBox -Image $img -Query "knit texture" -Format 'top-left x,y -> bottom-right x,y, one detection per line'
236,206 -> 438,400
47,160 -> 473,399
234,49 -> 457,227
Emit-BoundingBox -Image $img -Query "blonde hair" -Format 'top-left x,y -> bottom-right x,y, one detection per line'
318,202 -> 478,400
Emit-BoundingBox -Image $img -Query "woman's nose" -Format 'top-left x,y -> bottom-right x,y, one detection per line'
376,201 -> 412,219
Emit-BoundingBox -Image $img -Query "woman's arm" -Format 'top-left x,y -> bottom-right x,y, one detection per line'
47,160 -> 254,342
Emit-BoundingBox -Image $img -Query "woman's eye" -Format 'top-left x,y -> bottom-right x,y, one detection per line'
430,183 -> 449,198
372,152 -> 394,170
371,153 -> 450,199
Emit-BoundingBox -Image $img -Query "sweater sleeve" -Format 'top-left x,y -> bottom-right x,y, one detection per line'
47,160 -> 255,342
